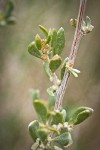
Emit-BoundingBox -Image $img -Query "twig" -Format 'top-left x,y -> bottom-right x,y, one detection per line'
54,0 -> 87,111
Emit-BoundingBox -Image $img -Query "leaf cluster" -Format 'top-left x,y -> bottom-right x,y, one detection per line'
28,90 -> 93,150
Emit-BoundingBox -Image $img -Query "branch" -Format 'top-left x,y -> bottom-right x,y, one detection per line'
54,0 -> 87,111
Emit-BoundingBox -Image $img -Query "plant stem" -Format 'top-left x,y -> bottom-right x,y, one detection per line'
54,0 -> 87,111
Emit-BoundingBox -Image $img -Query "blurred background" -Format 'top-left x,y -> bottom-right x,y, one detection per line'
0,0 -> 100,150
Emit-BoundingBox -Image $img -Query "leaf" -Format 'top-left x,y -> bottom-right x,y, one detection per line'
51,29 -> 57,52
43,62 -> 52,78
74,110 -> 93,125
46,28 -> 52,44
51,111 -> 64,125
39,25 -> 48,37
61,57 -> 68,80
48,96 -> 56,110
5,1 -> 14,19
29,89 -> 40,101
68,106 -> 94,125
37,128 -> 49,142
28,42 -> 42,58
28,120 -> 40,141
53,27 -> 65,55
35,34 -> 42,50
49,55 -> 62,73
33,100 -> 48,124
52,132 -> 72,147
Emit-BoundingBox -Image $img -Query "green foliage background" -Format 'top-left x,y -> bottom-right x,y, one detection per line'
0,0 -> 100,150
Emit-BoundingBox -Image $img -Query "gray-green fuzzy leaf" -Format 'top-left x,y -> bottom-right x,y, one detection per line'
37,128 -> 49,142
52,132 -> 72,147
28,42 -> 41,58
51,27 -> 65,55
69,106 -> 93,125
33,100 -> 48,124
51,111 -> 64,125
49,55 -> 62,73
28,120 -> 40,141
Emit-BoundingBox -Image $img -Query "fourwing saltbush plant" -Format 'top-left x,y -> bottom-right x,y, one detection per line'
0,0 -> 15,27
28,0 -> 94,149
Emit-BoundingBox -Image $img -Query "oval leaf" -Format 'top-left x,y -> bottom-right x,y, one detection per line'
28,42 -> 42,58
51,29 -> 57,53
56,27 -> 65,55
74,110 -> 93,125
51,27 -> 65,55
51,111 -> 64,125
69,106 -> 94,125
28,120 -> 40,141
33,100 -> 48,124
37,128 -> 49,142
52,132 -> 72,147
49,55 -> 62,73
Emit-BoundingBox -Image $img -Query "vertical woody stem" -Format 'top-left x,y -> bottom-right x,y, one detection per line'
54,0 -> 87,111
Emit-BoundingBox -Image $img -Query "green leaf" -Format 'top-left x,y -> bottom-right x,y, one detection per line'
52,27 -> 65,55
61,57 -> 68,80
49,55 -> 62,73
51,111 -> 64,125
51,29 -> 57,51
35,34 -> 42,50
28,42 -> 42,58
48,96 -> 56,110
52,132 -> 72,147
29,89 -> 40,101
37,128 -> 49,142
33,100 -> 48,124
43,62 -> 52,78
69,106 -> 94,125
5,1 -> 14,19
39,25 -> 48,37
46,29 -> 52,44
28,120 -> 40,141
74,110 -> 93,125
56,27 -> 65,55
